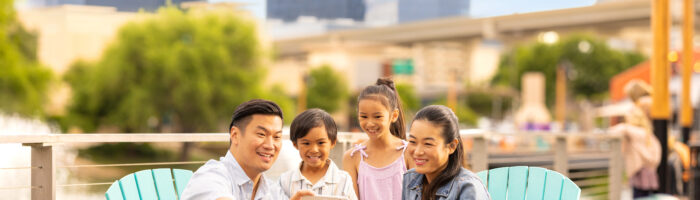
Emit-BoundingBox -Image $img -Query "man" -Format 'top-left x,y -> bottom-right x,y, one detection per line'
182,99 -> 313,200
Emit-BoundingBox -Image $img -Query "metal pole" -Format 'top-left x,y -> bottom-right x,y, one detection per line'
651,0 -> 671,193
681,0 -> 695,144
682,0 -> 696,198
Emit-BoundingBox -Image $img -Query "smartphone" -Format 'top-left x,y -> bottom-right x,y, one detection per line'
300,195 -> 348,200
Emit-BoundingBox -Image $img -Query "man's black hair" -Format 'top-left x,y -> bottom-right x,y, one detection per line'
229,99 -> 284,133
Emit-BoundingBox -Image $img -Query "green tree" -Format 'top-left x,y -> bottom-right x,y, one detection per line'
306,65 -> 349,113
465,89 -> 513,119
395,83 -> 420,123
262,84 -> 296,124
0,0 -> 53,117
491,34 -> 645,105
396,83 -> 420,112
64,6 -> 267,134
431,98 -> 478,126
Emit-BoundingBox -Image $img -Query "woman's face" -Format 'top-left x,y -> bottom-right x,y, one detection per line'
407,120 -> 457,182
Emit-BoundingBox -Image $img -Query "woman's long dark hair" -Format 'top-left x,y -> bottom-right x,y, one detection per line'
412,105 -> 464,200
358,77 -> 406,139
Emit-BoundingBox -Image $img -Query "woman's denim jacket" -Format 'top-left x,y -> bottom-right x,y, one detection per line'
402,168 -> 491,200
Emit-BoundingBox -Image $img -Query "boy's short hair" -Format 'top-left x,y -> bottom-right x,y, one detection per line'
229,99 -> 284,133
290,108 -> 337,144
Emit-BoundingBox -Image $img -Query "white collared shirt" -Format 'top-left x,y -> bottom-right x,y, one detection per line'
181,151 -> 286,200
278,160 -> 357,200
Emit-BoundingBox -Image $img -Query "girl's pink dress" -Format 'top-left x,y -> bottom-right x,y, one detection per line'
350,140 -> 408,200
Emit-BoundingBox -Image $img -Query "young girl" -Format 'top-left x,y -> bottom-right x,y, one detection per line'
403,105 -> 490,200
278,109 -> 357,200
342,77 -> 415,200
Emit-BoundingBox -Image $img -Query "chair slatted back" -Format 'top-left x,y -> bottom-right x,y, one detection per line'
476,166 -> 580,200
105,168 -> 193,200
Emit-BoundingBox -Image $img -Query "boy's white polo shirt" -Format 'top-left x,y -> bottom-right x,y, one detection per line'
278,160 -> 357,200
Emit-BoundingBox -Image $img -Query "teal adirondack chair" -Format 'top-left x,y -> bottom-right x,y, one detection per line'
476,166 -> 580,200
105,168 -> 193,200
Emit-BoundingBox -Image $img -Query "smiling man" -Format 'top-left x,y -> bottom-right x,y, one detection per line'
182,99 -> 312,200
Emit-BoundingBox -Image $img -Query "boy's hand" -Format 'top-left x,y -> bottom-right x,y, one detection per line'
290,190 -> 315,200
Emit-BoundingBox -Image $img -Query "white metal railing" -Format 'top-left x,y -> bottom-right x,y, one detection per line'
0,131 -> 622,200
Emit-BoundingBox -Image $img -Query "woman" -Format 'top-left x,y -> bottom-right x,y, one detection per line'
609,80 -> 661,198
402,105 -> 490,200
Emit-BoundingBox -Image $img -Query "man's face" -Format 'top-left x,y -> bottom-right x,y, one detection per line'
230,114 -> 283,176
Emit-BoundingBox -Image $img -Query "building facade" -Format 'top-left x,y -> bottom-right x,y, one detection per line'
266,0 -> 365,22
365,0 -> 469,26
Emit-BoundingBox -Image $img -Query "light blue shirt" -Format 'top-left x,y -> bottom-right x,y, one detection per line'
181,151 -> 287,200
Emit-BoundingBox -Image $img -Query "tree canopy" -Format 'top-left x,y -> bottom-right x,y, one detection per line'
396,83 -> 420,113
491,34 -> 645,105
0,0 -> 53,117
64,7 -> 269,133
306,65 -> 349,113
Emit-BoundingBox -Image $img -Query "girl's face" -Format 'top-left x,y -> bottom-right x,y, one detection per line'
358,99 -> 398,139
294,126 -> 335,169
407,120 -> 457,182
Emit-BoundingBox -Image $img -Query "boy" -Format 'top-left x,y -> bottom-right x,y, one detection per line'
278,109 -> 357,200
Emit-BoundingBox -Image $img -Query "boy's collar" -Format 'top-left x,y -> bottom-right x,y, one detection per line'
293,159 -> 340,184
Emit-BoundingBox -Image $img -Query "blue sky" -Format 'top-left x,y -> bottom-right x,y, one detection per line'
209,0 -> 266,19
210,0 -> 598,19
469,0 -> 597,17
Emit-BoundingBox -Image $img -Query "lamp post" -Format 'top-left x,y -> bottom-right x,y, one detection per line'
651,0 -> 671,193
681,0 -> 694,144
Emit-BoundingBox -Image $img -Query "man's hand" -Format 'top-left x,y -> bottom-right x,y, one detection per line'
290,190 -> 315,200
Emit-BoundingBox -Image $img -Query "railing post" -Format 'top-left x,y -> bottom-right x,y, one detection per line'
332,140 -> 349,167
553,135 -> 568,176
26,143 -> 54,200
608,137 -> 623,200
471,135 -> 488,172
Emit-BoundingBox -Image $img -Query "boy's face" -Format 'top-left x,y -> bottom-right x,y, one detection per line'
294,125 -> 336,169
230,114 -> 283,176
